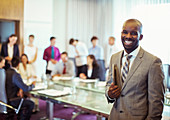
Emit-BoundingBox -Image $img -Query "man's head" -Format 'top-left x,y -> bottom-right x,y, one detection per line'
50,37 -> 56,46
91,36 -> 98,47
8,34 -> 17,45
109,36 -> 115,46
0,56 -> 5,68
11,56 -> 20,68
61,52 -> 68,63
29,34 -> 35,44
69,38 -> 78,47
121,19 -> 143,54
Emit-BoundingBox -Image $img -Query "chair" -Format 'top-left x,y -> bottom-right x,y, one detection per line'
0,69 -> 24,119
162,64 -> 170,106
97,60 -> 106,81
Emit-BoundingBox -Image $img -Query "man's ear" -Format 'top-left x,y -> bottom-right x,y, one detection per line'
139,34 -> 143,41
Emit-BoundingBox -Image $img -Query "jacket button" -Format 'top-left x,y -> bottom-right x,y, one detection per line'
120,111 -> 123,113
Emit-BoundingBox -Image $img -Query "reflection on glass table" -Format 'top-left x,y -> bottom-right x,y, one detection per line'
30,83 -> 112,120
52,77 -> 106,93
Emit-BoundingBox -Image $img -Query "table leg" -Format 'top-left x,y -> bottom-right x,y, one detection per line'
46,100 -> 54,120
97,114 -> 106,120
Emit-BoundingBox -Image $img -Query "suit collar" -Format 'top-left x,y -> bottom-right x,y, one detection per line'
121,47 -> 144,91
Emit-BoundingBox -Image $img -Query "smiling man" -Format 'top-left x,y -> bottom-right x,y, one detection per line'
105,19 -> 165,120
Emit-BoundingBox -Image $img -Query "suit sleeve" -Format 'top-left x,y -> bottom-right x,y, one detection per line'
105,55 -> 115,103
1,44 -> 5,57
16,45 -> 19,57
146,58 -> 165,120
12,73 -> 34,92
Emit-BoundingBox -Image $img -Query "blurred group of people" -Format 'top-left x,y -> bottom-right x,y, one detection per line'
43,36 -> 119,81
0,33 -> 119,119
0,34 -> 38,120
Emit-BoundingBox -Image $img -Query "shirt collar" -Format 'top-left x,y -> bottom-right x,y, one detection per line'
8,44 -> 14,48
123,46 -> 140,57
11,67 -> 19,73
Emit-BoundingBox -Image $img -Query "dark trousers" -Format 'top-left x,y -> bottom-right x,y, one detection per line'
46,69 -> 52,75
10,99 -> 34,120
76,65 -> 87,77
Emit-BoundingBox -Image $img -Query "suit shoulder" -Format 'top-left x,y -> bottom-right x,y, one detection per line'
111,50 -> 123,59
143,49 -> 161,60
142,49 -> 162,63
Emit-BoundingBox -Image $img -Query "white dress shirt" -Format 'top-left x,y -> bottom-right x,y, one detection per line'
121,46 -> 140,73
68,45 -> 77,58
87,69 -> 92,78
8,44 -> 14,58
75,42 -> 88,66
51,60 -> 75,77
18,63 -> 35,80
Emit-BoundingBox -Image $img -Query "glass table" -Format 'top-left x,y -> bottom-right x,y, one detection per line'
52,78 -> 106,94
30,81 -> 112,120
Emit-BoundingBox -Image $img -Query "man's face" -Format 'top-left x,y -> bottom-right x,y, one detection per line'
109,38 -> 115,45
72,41 -> 77,46
61,54 -> 68,63
0,59 -> 5,68
9,36 -> 17,44
121,22 -> 143,53
29,37 -> 34,43
92,39 -> 98,46
21,56 -> 28,64
51,39 -> 56,46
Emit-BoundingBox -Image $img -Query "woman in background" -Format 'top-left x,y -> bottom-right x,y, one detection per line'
24,35 -> 38,74
19,54 -> 39,113
19,54 -> 36,80
79,55 -> 99,79
1,34 -> 19,70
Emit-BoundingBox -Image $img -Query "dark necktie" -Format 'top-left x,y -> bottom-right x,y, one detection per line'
121,55 -> 132,83
62,63 -> 66,74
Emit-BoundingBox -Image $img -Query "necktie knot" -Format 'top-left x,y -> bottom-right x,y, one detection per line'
126,55 -> 132,60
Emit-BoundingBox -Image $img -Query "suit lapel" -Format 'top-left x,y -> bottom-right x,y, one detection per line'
116,50 -> 124,89
121,47 -> 144,91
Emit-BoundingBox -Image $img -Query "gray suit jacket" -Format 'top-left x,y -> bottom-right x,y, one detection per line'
105,47 -> 165,120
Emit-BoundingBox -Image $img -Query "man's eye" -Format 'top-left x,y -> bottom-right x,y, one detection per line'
130,31 -> 138,35
122,30 -> 128,34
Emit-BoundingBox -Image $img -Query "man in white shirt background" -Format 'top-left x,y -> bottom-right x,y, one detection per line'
51,52 -> 75,77
69,39 -> 88,77
105,36 -> 119,69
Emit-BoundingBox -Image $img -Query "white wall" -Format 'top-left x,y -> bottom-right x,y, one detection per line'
24,0 -> 53,77
52,0 -> 67,53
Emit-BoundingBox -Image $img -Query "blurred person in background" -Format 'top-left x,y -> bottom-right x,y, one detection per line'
24,34 -> 38,74
79,55 -> 99,79
69,39 -> 88,77
1,34 -> 19,70
43,37 -> 61,75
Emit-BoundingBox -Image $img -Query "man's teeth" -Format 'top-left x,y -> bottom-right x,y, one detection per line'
125,41 -> 132,44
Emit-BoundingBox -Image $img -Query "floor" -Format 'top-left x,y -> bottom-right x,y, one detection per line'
30,99 -> 170,120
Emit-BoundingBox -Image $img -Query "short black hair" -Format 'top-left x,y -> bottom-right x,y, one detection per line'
29,34 -> 34,38
61,52 -> 68,56
50,37 -> 56,41
0,56 -> 4,63
69,38 -> 75,45
91,36 -> 98,42
11,56 -> 20,68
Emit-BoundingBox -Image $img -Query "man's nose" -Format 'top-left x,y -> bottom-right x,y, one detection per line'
126,32 -> 131,38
